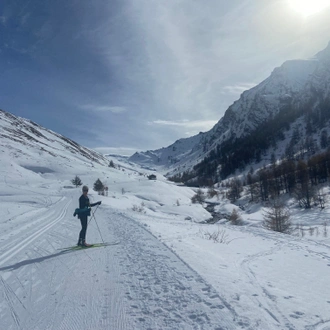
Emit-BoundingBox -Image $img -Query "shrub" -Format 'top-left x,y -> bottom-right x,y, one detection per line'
207,187 -> 218,198
229,208 -> 243,225
191,189 -> 205,204
132,202 -> 146,213
199,228 -> 230,244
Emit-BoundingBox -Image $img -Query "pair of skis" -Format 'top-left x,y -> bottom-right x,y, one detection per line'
59,241 -> 120,251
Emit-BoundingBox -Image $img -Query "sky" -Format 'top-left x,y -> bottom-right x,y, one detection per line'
1,0 -> 330,155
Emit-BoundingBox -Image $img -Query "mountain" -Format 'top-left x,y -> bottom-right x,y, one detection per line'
129,42 -> 330,184
0,109 -> 110,174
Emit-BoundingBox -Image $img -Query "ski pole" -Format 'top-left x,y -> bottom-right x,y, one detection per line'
88,205 -> 99,224
88,205 -> 104,243
93,214 -> 105,244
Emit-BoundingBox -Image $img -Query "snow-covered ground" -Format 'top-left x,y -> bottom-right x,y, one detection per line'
1,149 -> 330,330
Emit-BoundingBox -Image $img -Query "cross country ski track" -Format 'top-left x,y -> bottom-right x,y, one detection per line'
0,194 -> 245,330
1,193 -> 328,329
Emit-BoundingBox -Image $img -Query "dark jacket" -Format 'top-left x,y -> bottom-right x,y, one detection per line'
73,195 -> 98,218
79,194 -> 98,209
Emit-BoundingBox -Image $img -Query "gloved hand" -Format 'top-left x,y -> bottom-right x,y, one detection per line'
98,201 -> 102,205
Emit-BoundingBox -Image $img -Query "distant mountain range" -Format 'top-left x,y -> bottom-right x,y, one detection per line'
129,42 -> 330,185
1,42 -> 329,186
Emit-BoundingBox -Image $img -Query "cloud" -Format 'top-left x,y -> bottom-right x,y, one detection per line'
222,83 -> 257,95
151,119 -> 217,131
80,104 -> 127,113
88,1 -> 253,121
5,0 -> 330,154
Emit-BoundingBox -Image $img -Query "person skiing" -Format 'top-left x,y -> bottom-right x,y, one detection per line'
76,185 -> 101,247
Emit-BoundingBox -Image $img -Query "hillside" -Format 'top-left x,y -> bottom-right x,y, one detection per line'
129,42 -> 330,184
1,109 -> 330,329
0,108 -> 110,172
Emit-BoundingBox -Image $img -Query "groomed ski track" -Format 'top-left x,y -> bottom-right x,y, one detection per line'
0,192 -> 241,330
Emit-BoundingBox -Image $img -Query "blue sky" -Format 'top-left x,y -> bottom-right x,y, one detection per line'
1,0 -> 330,155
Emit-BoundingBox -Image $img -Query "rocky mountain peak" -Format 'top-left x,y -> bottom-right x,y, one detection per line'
129,42 -> 330,182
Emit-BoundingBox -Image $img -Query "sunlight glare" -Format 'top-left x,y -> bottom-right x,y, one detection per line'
289,0 -> 330,17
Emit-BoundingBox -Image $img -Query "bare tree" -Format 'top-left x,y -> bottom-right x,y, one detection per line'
263,199 -> 291,233
191,189 -> 205,204
227,178 -> 243,202
317,188 -> 327,209
294,160 -> 316,209
229,208 -> 243,226
293,182 -> 316,209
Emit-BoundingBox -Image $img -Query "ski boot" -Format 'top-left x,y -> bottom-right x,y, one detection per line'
82,240 -> 92,247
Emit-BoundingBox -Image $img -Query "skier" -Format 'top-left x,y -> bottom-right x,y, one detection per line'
76,185 -> 101,247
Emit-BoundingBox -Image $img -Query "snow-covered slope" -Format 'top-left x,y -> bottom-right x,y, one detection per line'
0,108 -> 110,174
1,108 -> 330,329
129,42 -> 330,177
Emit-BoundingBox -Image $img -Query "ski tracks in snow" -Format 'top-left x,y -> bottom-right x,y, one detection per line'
0,196 -> 72,330
230,225 -> 330,330
106,211 -> 243,330
0,196 -> 71,267
0,202 -> 245,330
7,198 -> 325,330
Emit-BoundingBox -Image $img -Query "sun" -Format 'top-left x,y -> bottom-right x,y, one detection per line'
289,0 -> 330,17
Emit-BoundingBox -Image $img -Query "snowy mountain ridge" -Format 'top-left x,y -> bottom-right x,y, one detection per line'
1,87 -> 330,329
0,108 -> 109,172
129,42 -> 330,179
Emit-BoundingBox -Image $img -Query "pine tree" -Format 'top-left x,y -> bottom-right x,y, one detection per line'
320,130 -> 328,149
93,178 -> 104,194
71,175 -> 82,187
109,160 -> 115,168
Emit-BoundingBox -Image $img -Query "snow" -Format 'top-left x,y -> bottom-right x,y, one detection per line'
129,43 -> 330,178
1,111 -> 330,329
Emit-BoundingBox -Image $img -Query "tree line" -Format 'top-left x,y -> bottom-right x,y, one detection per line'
171,96 -> 330,186
239,149 -> 330,208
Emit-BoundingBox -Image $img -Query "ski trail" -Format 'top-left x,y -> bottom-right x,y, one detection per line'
0,197 -> 71,267
0,204 -> 242,329
4,199 -> 315,329
106,210 -> 241,330
0,276 -> 22,330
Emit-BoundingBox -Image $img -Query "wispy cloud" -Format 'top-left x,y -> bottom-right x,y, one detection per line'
4,0 -> 330,153
80,104 -> 127,113
222,83 -> 257,95
89,1 -> 255,122
151,119 -> 217,130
